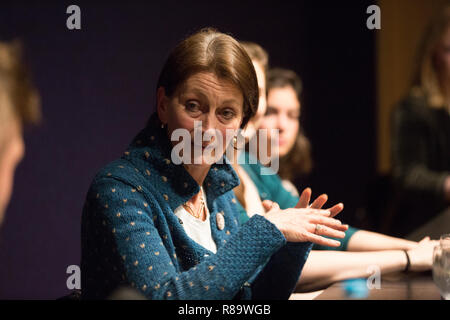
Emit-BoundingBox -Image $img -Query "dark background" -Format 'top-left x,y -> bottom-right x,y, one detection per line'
0,1 -> 376,298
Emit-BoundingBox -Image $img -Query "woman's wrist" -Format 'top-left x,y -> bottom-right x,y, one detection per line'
403,250 -> 411,272
379,250 -> 413,274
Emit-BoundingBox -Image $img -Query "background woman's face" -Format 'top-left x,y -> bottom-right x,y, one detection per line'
158,72 -> 244,165
435,25 -> 450,82
259,85 -> 300,158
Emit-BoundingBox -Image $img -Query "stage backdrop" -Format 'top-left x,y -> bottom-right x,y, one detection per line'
0,0 -> 375,298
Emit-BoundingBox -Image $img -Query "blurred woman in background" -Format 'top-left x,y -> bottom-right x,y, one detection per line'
390,6 -> 450,237
0,40 -> 40,225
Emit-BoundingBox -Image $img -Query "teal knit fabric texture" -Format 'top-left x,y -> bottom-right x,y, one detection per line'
81,113 -> 312,300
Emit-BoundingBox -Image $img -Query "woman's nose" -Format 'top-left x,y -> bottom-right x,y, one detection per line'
277,114 -> 288,131
202,112 -> 219,131
200,113 -> 218,141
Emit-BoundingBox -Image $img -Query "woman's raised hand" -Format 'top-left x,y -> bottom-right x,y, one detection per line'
262,198 -> 348,248
297,187 -> 344,218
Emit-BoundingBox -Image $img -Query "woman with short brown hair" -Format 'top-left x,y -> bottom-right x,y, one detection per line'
81,28 -> 347,300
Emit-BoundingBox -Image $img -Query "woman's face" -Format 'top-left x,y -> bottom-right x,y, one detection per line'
435,25 -> 450,83
258,85 -> 300,158
157,71 -> 244,165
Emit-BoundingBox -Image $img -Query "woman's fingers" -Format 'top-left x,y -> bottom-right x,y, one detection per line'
262,200 -> 273,212
304,232 -> 341,247
309,215 -> 349,231
296,188 -> 311,208
309,223 -> 346,239
262,200 -> 280,213
308,194 -> 344,218
328,203 -> 344,217
296,189 -> 345,220
310,194 -> 328,209
301,208 -> 331,216
265,205 -> 348,246
306,203 -> 343,218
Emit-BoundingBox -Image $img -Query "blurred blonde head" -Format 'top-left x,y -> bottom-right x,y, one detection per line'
239,41 -> 269,140
412,5 -> 450,108
0,40 -> 40,223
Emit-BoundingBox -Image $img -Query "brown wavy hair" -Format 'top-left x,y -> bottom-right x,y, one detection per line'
266,68 -> 312,181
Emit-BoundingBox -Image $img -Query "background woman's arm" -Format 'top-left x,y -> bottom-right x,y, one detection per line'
295,250 -> 407,292
296,239 -> 436,293
346,230 -> 418,251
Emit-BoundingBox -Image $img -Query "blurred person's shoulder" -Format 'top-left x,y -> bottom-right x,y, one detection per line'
398,87 -> 429,111
394,87 -> 437,122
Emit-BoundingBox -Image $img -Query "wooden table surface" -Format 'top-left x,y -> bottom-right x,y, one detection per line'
313,271 -> 442,300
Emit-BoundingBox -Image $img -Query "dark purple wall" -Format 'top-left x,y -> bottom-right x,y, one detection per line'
0,1 -> 375,298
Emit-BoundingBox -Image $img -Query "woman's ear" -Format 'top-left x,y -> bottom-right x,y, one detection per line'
156,87 -> 168,124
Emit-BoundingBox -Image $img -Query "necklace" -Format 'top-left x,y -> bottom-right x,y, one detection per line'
183,187 -> 206,219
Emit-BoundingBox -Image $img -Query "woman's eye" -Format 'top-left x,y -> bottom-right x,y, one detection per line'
220,109 -> 236,120
185,101 -> 200,112
264,107 -> 277,116
289,112 -> 300,120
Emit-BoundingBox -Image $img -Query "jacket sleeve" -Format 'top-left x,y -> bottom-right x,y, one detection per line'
249,241 -> 313,300
82,177 -> 288,300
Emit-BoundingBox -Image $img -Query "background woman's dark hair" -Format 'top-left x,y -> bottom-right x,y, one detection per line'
266,68 -> 312,181
156,28 -> 259,129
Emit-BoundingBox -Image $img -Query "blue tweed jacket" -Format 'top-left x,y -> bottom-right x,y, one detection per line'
81,113 -> 312,300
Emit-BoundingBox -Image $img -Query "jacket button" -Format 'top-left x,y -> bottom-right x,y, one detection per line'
216,213 -> 225,230
178,218 -> 183,225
